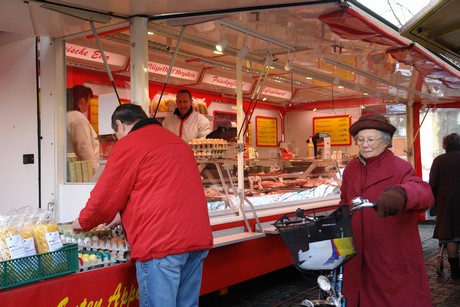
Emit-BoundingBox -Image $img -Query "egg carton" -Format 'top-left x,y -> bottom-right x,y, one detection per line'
192,149 -> 227,159
78,248 -> 129,271
61,233 -> 129,252
189,143 -> 228,150
79,257 -> 116,271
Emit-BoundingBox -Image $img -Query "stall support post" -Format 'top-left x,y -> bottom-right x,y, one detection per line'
129,16 -> 149,112
236,57 -> 244,192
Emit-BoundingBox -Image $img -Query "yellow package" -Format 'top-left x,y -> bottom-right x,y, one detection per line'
0,226 -> 20,261
33,223 -> 60,254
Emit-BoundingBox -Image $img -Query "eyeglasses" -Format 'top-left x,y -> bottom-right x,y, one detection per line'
355,137 -> 382,146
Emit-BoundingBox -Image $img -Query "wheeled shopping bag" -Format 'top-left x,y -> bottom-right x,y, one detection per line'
274,205 -> 356,272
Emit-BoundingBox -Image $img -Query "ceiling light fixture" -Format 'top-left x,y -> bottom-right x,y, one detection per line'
216,26 -> 228,52
237,46 -> 250,58
237,34 -> 250,59
216,38 -> 228,53
264,53 -> 273,66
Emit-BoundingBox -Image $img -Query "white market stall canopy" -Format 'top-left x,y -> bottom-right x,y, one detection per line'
1,0 -> 460,108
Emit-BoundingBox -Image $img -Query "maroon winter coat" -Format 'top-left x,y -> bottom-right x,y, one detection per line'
340,149 -> 434,307
429,149 -> 460,240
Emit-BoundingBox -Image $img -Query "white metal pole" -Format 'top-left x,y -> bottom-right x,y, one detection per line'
129,17 -> 150,113
236,57 -> 245,195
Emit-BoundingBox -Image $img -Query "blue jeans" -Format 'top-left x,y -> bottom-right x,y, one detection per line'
135,250 -> 209,307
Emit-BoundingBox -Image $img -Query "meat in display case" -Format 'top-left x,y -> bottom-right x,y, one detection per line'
198,157 -> 349,214
245,158 -> 345,208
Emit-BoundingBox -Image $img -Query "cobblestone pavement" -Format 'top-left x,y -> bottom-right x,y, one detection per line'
199,222 -> 460,307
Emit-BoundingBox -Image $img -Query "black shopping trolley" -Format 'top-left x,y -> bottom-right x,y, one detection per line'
274,197 -> 375,307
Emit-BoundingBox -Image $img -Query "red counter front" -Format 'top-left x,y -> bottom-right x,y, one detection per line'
0,263 -> 138,306
0,234 -> 292,306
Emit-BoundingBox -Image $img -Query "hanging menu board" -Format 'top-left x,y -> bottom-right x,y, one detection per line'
313,115 -> 351,145
255,116 -> 278,147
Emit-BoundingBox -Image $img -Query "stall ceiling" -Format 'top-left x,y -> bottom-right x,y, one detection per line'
2,0 -> 460,108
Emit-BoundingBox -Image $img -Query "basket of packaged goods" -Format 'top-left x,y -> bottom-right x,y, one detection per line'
0,207 -> 78,290
0,243 -> 78,289
188,138 -> 228,159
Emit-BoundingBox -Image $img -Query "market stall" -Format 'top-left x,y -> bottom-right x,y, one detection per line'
1,0 -> 460,303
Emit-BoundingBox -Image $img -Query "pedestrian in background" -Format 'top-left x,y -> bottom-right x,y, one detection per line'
429,132 -> 460,280
340,114 -> 434,306
72,104 -> 213,306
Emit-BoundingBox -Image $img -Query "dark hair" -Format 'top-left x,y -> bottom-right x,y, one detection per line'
443,133 -> 460,152
67,85 -> 93,111
111,104 -> 148,131
177,89 -> 192,100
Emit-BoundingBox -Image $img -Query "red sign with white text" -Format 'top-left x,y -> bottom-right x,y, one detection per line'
66,43 -> 128,67
147,62 -> 199,81
0,264 -> 139,307
202,74 -> 252,91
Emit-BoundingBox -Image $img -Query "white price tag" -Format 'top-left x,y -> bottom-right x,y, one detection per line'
45,231 -> 64,252
6,234 -> 27,259
23,237 -> 37,256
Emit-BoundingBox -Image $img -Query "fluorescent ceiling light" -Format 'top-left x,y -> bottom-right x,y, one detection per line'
237,46 -> 250,59
216,38 -> 228,52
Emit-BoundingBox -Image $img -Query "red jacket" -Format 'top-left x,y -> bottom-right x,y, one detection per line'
340,149 -> 433,307
78,120 -> 213,261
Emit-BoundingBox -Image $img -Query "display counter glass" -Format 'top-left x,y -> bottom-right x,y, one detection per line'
200,157 -> 349,215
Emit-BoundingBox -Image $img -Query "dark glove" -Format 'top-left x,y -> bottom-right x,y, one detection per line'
376,186 -> 406,217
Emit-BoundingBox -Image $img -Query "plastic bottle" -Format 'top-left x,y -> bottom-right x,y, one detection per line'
307,137 -> 315,158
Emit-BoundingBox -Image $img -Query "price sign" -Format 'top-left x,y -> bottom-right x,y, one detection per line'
313,115 -> 351,145
255,116 -> 278,147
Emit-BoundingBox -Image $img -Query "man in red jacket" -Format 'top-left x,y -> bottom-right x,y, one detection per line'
340,114 -> 434,306
72,103 -> 213,307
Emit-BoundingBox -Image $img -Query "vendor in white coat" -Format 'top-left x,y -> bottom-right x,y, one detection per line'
66,85 -> 100,174
162,89 -> 212,143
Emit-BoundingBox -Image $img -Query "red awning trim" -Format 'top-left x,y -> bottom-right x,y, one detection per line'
319,7 -> 460,89
387,44 -> 460,89
319,8 -> 408,47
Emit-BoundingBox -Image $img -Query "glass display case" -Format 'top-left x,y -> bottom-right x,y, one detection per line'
199,157 -> 350,215
245,158 -> 345,209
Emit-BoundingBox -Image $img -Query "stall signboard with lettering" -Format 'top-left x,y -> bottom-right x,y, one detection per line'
202,74 -> 252,91
66,43 -> 127,67
313,115 -> 351,145
255,116 -> 278,147
261,86 -> 292,99
147,62 -> 199,81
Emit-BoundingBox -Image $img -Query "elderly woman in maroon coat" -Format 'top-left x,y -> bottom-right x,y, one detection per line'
340,114 -> 434,307
429,132 -> 460,280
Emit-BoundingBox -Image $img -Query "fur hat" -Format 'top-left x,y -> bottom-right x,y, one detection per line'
349,114 -> 396,137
